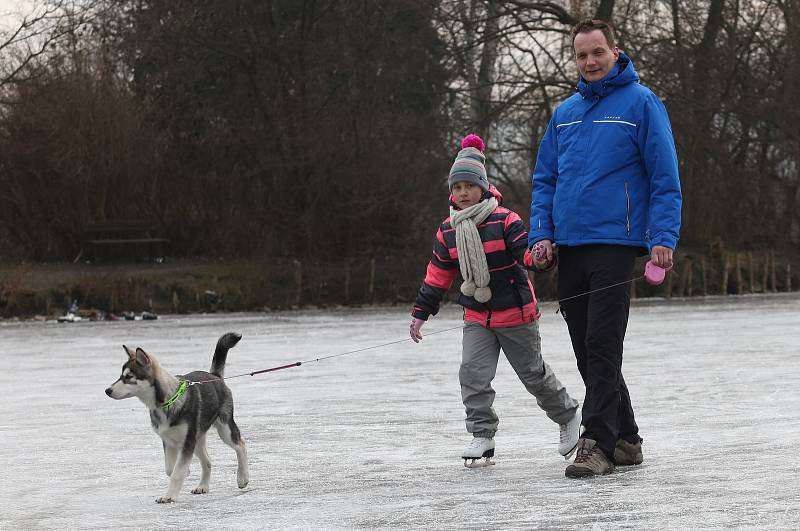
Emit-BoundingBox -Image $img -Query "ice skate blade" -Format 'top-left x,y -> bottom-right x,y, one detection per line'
463,457 -> 495,468
562,444 -> 578,460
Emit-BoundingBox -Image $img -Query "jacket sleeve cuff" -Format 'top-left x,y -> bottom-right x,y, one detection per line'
412,307 -> 431,320
648,234 -> 678,251
527,230 -> 554,248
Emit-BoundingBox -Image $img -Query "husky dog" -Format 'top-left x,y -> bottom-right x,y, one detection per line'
105,332 -> 249,503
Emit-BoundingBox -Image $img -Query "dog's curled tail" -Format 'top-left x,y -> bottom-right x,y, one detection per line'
210,332 -> 242,378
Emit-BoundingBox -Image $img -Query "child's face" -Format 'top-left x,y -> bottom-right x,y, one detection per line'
451,181 -> 483,209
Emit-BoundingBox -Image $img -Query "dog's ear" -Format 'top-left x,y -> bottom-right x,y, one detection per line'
134,348 -> 152,367
123,345 -> 135,360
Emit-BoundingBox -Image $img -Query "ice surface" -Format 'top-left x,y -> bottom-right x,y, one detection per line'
2,293 -> 799,530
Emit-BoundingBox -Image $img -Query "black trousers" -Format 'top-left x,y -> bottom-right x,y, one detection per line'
557,245 -> 641,459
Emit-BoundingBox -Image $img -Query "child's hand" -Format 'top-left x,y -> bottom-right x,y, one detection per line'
410,318 -> 425,343
531,240 -> 557,271
523,247 -> 535,268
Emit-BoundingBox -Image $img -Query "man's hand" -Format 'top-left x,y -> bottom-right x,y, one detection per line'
650,245 -> 674,269
534,240 -> 554,265
410,318 -> 425,343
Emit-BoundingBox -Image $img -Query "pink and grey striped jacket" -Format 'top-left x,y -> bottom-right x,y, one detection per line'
412,186 -> 539,328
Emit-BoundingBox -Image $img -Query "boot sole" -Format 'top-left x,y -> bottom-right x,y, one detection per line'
565,464 -> 614,478
614,458 -> 643,466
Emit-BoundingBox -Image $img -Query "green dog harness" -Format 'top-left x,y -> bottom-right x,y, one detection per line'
161,380 -> 189,410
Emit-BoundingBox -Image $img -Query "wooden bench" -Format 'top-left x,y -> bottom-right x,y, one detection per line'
82,224 -> 170,263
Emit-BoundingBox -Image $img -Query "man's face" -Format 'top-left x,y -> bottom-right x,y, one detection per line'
574,29 -> 619,83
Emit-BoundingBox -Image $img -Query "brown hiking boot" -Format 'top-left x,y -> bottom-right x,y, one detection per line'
565,438 -> 614,478
614,439 -> 643,466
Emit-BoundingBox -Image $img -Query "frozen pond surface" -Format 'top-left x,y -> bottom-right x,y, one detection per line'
2,293 -> 799,530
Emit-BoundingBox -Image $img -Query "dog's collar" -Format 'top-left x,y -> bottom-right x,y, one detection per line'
161,380 -> 189,410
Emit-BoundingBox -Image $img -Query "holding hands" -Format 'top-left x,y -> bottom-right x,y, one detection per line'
525,240 -> 557,272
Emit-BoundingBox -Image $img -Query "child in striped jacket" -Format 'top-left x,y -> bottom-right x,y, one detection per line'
410,134 -> 580,467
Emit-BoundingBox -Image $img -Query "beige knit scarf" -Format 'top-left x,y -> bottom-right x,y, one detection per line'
450,197 -> 498,303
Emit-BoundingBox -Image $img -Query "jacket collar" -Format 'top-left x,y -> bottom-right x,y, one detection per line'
577,51 -> 639,99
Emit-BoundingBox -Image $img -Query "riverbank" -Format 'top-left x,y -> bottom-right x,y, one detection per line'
0,259 -> 286,319
0,257 -> 424,319
1,250 -> 796,319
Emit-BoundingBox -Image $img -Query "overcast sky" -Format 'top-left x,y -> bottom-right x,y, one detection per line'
0,0 -> 29,13
0,0 -> 32,27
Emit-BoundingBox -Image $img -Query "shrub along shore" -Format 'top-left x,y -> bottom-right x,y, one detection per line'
0,250 -> 796,320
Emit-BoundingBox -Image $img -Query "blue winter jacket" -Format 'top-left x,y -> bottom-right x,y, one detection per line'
529,52 -> 682,251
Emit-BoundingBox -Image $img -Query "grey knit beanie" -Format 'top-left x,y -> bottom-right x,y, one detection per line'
448,134 -> 489,192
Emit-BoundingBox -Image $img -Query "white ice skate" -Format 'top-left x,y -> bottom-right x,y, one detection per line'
462,436 -> 495,468
558,409 -> 581,459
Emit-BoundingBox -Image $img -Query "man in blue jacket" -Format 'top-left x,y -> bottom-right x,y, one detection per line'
529,19 -> 682,477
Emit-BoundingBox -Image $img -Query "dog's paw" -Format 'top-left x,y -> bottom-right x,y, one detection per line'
155,495 -> 176,504
191,486 -> 208,495
238,474 -> 249,489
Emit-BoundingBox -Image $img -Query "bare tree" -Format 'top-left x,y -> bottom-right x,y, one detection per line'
432,0 -> 799,253
432,0 -> 620,213
2,0 -> 798,264
0,1 -> 94,92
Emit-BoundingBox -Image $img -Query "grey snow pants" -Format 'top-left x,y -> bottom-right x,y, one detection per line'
460,320 -> 578,438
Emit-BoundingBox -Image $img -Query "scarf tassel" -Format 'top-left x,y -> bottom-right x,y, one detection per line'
451,198 -> 498,304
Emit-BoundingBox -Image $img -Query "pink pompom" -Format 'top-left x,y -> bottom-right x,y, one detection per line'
461,134 -> 485,152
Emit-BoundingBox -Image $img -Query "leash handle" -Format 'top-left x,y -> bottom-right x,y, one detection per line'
249,361 -> 302,376
188,361 -> 303,386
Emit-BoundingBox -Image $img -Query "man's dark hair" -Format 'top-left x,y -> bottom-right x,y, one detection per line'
570,19 -> 616,49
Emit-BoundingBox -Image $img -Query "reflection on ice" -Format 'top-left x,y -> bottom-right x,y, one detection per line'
1,293 -> 799,530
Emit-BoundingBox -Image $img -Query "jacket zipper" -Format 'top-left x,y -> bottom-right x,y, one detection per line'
624,181 -> 631,236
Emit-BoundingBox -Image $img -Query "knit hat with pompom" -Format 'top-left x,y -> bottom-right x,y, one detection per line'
448,134 -> 489,192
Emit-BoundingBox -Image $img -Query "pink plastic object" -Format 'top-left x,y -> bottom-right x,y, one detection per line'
644,260 -> 670,285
